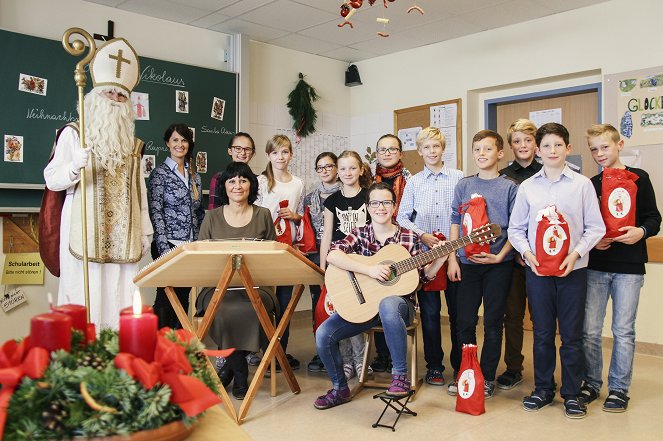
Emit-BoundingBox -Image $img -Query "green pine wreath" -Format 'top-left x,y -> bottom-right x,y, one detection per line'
287,73 -> 319,138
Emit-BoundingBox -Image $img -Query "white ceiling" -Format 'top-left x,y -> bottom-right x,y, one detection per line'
85,0 -> 609,62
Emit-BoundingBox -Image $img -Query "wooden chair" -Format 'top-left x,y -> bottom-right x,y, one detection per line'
351,317 -> 422,399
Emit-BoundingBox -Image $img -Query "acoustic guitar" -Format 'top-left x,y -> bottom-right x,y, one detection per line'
324,224 -> 501,323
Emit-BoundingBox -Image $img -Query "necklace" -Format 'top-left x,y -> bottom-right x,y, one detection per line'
341,185 -> 359,198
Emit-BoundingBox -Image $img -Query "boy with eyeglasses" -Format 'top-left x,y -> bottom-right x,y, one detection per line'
314,182 -> 449,409
208,132 -> 256,209
370,134 -> 411,372
397,127 -> 464,389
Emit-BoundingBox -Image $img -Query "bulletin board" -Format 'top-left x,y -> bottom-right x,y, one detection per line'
0,28 -> 237,211
605,66 -> 663,256
394,99 -> 462,173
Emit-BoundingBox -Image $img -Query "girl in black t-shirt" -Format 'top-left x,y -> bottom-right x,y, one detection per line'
319,150 -> 373,380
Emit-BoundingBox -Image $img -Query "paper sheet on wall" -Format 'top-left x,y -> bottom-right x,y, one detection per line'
397,127 -> 422,151
529,108 -> 562,128
441,127 -> 457,168
430,103 -> 457,128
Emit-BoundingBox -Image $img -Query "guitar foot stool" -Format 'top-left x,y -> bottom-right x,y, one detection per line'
371,390 -> 417,431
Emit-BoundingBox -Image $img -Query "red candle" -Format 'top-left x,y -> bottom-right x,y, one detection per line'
52,304 -> 87,334
30,313 -> 72,352
119,293 -> 157,362
120,305 -> 154,315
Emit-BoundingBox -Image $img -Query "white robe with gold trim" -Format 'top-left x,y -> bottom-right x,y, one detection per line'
43,127 -> 152,330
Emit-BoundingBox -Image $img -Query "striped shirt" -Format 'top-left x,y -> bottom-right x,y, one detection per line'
396,165 -> 464,244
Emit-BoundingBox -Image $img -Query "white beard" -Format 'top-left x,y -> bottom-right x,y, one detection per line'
83,87 -> 135,176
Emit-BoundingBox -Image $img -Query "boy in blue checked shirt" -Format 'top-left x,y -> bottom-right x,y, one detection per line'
508,123 -> 605,419
448,130 -> 518,399
397,127 -> 464,388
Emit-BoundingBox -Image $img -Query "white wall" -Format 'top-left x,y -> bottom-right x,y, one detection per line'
247,41 -> 351,175
0,0 -> 231,71
351,0 -> 663,345
247,41 -> 352,311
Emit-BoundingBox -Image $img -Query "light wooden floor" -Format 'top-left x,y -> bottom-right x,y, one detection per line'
199,313 -> 663,441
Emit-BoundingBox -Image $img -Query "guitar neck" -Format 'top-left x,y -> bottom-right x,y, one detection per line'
393,235 -> 475,275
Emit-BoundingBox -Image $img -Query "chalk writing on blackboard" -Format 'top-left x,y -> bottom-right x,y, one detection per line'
140,65 -> 186,87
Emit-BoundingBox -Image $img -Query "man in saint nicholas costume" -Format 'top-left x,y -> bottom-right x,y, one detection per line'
43,38 -> 152,329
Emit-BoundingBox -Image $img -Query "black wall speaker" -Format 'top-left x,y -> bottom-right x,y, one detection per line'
345,64 -> 362,87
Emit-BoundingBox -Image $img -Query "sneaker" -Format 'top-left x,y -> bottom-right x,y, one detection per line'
484,380 -> 495,399
370,354 -> 392,373
313,387 -> 351,410
386,374 -> 411,397
246,352 -> 261,366
602,390 -> 629,413
447,381 -> 458,396
286,354 -> 300,370
354,363 -> 374,380
579,382 -> 600,405
425,368 -> 445,386
564,397 -> 587,419
216,356 -> 226,370
523,390 -> 554,411
344,363 -> 356,381
307,355 -> 323,373
496,370 -> 523,390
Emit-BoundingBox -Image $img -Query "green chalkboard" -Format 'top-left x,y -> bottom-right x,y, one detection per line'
0,28 -> 237,210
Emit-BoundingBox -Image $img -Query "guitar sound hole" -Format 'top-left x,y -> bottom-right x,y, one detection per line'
378,260 -> 399,286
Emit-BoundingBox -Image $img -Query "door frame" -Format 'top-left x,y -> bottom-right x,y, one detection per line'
484,83 -> 602,130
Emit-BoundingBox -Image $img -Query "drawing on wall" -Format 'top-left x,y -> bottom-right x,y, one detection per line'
211,97 -> 225,121
4,135 -> 24,162
18,73 -> 47,96
196,151 -> 207,173
616,69 -> 663,145
176,90 -> 189,113
142,154 -> 155,177
131,92 -> 150,120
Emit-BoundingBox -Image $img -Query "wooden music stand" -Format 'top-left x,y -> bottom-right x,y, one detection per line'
133,240 -> 324,423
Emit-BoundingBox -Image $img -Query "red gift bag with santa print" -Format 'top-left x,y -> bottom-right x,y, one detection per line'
274,200 -> 293,245
295,206 -> 318,253
601,168 -> 639,238
313,285 -> 335,332
455,344 -> 485,416
423,232 -> 448,292
535,205 -> 570,276
459,194 -> 491,258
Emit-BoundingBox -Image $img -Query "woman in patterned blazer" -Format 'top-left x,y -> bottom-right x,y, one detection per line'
147,123 -> 205,328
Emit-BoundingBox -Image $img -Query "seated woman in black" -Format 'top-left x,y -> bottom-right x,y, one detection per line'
196,161 -> 277,400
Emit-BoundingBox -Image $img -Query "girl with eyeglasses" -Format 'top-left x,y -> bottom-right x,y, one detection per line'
314,182 -> 449,409
320,150 -> 373,381
371,134 -> 412,373
303,152 -> 341,373
208,132 -> 256,210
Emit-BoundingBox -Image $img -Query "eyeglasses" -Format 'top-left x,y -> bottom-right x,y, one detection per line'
377,147 -> 401,155
368,200 -> 395,208
315,164 -> 336,173
230,146 -> 254,154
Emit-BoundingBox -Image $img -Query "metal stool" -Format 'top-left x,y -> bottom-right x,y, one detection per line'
372,390 -> 417,431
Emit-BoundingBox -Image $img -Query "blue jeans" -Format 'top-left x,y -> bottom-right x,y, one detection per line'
316,296 -> 413,389
583,270 -> 644,394
526,268 -> 587,398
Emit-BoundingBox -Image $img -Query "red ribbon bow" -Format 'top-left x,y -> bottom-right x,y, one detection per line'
114,330 -> 233,417
0,338 -> 50,440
